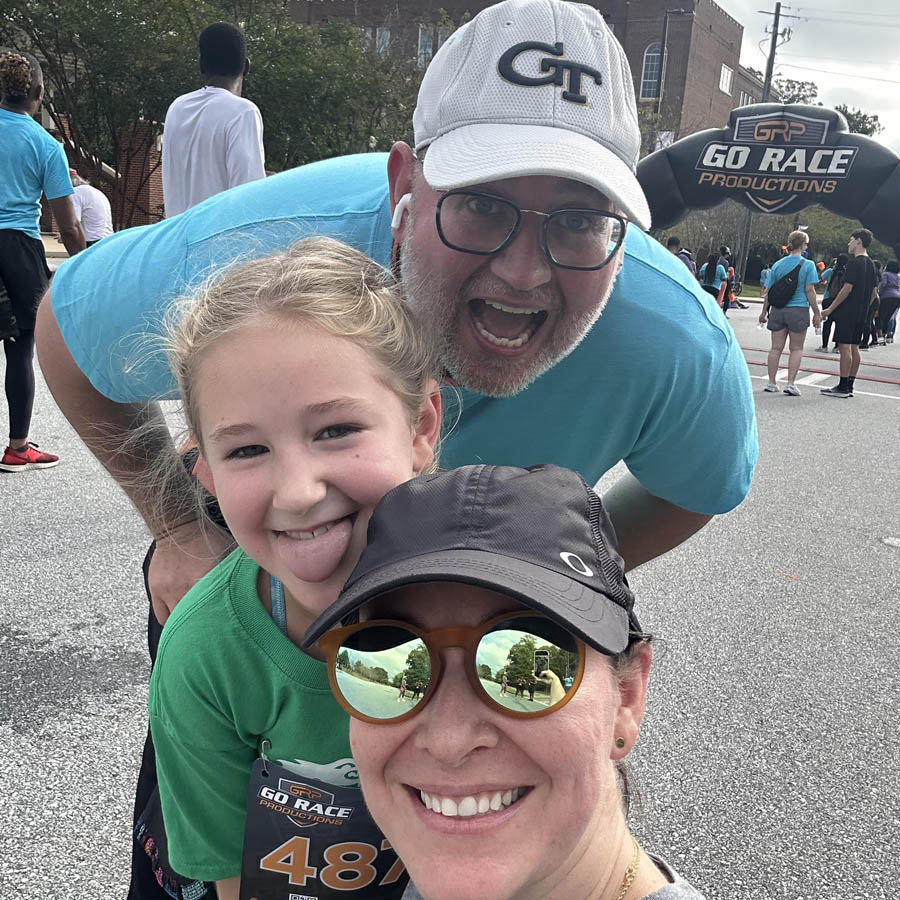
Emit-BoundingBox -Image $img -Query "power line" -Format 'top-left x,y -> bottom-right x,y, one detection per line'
781,51 -> 900,66
777,61 -> 900,84
793,15 -> 900,29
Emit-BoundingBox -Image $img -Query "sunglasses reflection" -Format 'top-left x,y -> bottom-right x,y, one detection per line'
334,625 -> 579,720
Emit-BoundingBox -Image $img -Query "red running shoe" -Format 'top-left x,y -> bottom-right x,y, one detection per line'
0,442 -> 60,472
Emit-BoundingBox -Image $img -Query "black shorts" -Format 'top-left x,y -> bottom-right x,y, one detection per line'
0,229 -> 50,331
831,315 -> 865,346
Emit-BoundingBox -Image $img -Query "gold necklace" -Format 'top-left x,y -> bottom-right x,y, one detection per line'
613,835 -> 640,900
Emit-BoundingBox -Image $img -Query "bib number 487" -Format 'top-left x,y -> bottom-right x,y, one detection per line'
260,836 -> 405,891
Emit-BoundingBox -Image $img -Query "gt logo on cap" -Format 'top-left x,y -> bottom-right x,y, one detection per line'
498,41 -> 603,104
559,551 -> 594,577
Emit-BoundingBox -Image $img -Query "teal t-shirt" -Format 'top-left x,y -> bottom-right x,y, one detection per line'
765,255 -> 818,308
149,549 -> 354,881
699,263 -> 727,291
0,107 -> 73,239
51,152 -> 757,515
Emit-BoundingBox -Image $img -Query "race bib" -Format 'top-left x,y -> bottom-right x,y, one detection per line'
239,758 -> 408,900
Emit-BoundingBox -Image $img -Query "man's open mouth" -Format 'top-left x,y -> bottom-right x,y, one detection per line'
469,299 -> 548,349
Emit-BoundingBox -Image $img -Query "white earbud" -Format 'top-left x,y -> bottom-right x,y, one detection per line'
391,193 -> 412,232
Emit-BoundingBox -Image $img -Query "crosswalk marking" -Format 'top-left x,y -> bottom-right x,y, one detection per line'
796,372 -> 830,386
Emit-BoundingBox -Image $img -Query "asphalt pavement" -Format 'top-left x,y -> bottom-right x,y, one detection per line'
1,306 -> 897,899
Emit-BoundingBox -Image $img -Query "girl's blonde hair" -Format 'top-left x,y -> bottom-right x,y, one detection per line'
166,236 -> 438,447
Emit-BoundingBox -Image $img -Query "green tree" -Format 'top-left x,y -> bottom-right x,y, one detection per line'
337,649 -> 351,670
834,104 -> 882,136
404,644 -> 431,685
773,78 -> 818,104
0,0 -> 427,223
505,634 -> 537,683
477,664 -> 492,682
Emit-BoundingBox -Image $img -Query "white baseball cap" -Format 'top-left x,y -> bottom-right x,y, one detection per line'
413,0 -> 651,230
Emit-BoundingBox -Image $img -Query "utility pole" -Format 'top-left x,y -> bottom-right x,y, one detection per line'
735,3 -> 796,287
761,2 -> 781,101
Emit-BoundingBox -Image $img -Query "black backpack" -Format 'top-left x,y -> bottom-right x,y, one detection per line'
827,265 -> 845,299
767,261 -> 804,308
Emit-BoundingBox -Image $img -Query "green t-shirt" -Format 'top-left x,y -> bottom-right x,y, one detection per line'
149,549 -> 356,881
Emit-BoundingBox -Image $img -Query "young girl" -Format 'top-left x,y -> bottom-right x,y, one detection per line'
147,236 -> 441,900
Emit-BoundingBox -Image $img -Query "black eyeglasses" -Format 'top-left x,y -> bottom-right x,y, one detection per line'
435,190 -> 627,271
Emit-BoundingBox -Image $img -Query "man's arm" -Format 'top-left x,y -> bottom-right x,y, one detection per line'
805,282 -> 821,322
35,294 -> 232,620
824,280 -> 853,316
225,107 -> 266,188
47,195 -> 86,256
601,472 -> 712,572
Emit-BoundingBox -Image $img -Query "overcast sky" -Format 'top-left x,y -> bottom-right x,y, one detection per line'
718,0 -> 900,153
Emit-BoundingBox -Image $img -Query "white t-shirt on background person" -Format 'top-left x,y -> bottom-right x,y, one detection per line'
161,86 -> 265,217
71,183 -> 113,242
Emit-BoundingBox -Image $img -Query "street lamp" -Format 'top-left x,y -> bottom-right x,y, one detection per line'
655,8 -> 691,116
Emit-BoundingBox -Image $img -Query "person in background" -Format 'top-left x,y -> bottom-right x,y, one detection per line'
698,253 -> 727,301
0,49 -> 84,473
666,235 -> 696,275
818,254 -> 847,353
758,229 -> 821,397
877,260 -> 900,345
821,228 -> 878,398
69,169 -> 113,247
859,260 -> 882,350
162,22 -> 265,217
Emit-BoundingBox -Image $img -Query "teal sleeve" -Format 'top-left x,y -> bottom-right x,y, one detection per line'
43,139 -> 73,200
149,629 -> 256,880
624,333 -> 758,515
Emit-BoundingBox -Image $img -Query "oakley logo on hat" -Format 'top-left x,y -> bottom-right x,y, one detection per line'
559,551 -> 594,577
498,41 -> 603,104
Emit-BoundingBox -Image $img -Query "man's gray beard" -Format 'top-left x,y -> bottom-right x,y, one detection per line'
400,237 -> 618,398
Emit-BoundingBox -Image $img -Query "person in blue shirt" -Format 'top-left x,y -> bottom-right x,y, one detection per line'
0,49 -> 84,472
34,4 -> 757,895
758,229 -> 822,396
698,253 -> 728,308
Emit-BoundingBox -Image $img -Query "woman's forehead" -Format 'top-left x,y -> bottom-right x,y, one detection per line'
363,582 -> 526,627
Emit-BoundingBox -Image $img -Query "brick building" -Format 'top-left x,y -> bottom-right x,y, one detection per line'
294,0 -> 760,143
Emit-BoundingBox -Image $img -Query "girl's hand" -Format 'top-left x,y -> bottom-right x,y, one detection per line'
758,312 -> 767,325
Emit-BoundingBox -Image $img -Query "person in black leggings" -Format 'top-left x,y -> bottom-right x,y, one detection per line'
0,50 -> 83,471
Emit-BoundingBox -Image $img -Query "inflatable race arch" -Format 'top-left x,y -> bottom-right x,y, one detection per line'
637,103 -> 900,259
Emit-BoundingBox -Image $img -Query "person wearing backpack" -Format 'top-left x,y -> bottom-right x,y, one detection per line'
818,254 -> 848,352
759,229 -> 821,396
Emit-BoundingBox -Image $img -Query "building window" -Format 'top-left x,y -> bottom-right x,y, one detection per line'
640,42 -> 667,100
719,64 -> 734,95
738,90 -> 754,107
375,26 -> 391,54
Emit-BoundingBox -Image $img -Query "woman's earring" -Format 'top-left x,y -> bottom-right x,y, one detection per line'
615,737 -> 625,749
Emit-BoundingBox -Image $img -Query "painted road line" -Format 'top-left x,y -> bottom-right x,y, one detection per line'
749,373 -> 900,401
776,369 -> 789,381
796,372 -> 830,386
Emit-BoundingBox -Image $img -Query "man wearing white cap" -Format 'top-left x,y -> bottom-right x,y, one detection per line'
38,4 -> 755,893
41,0 -> 756,612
